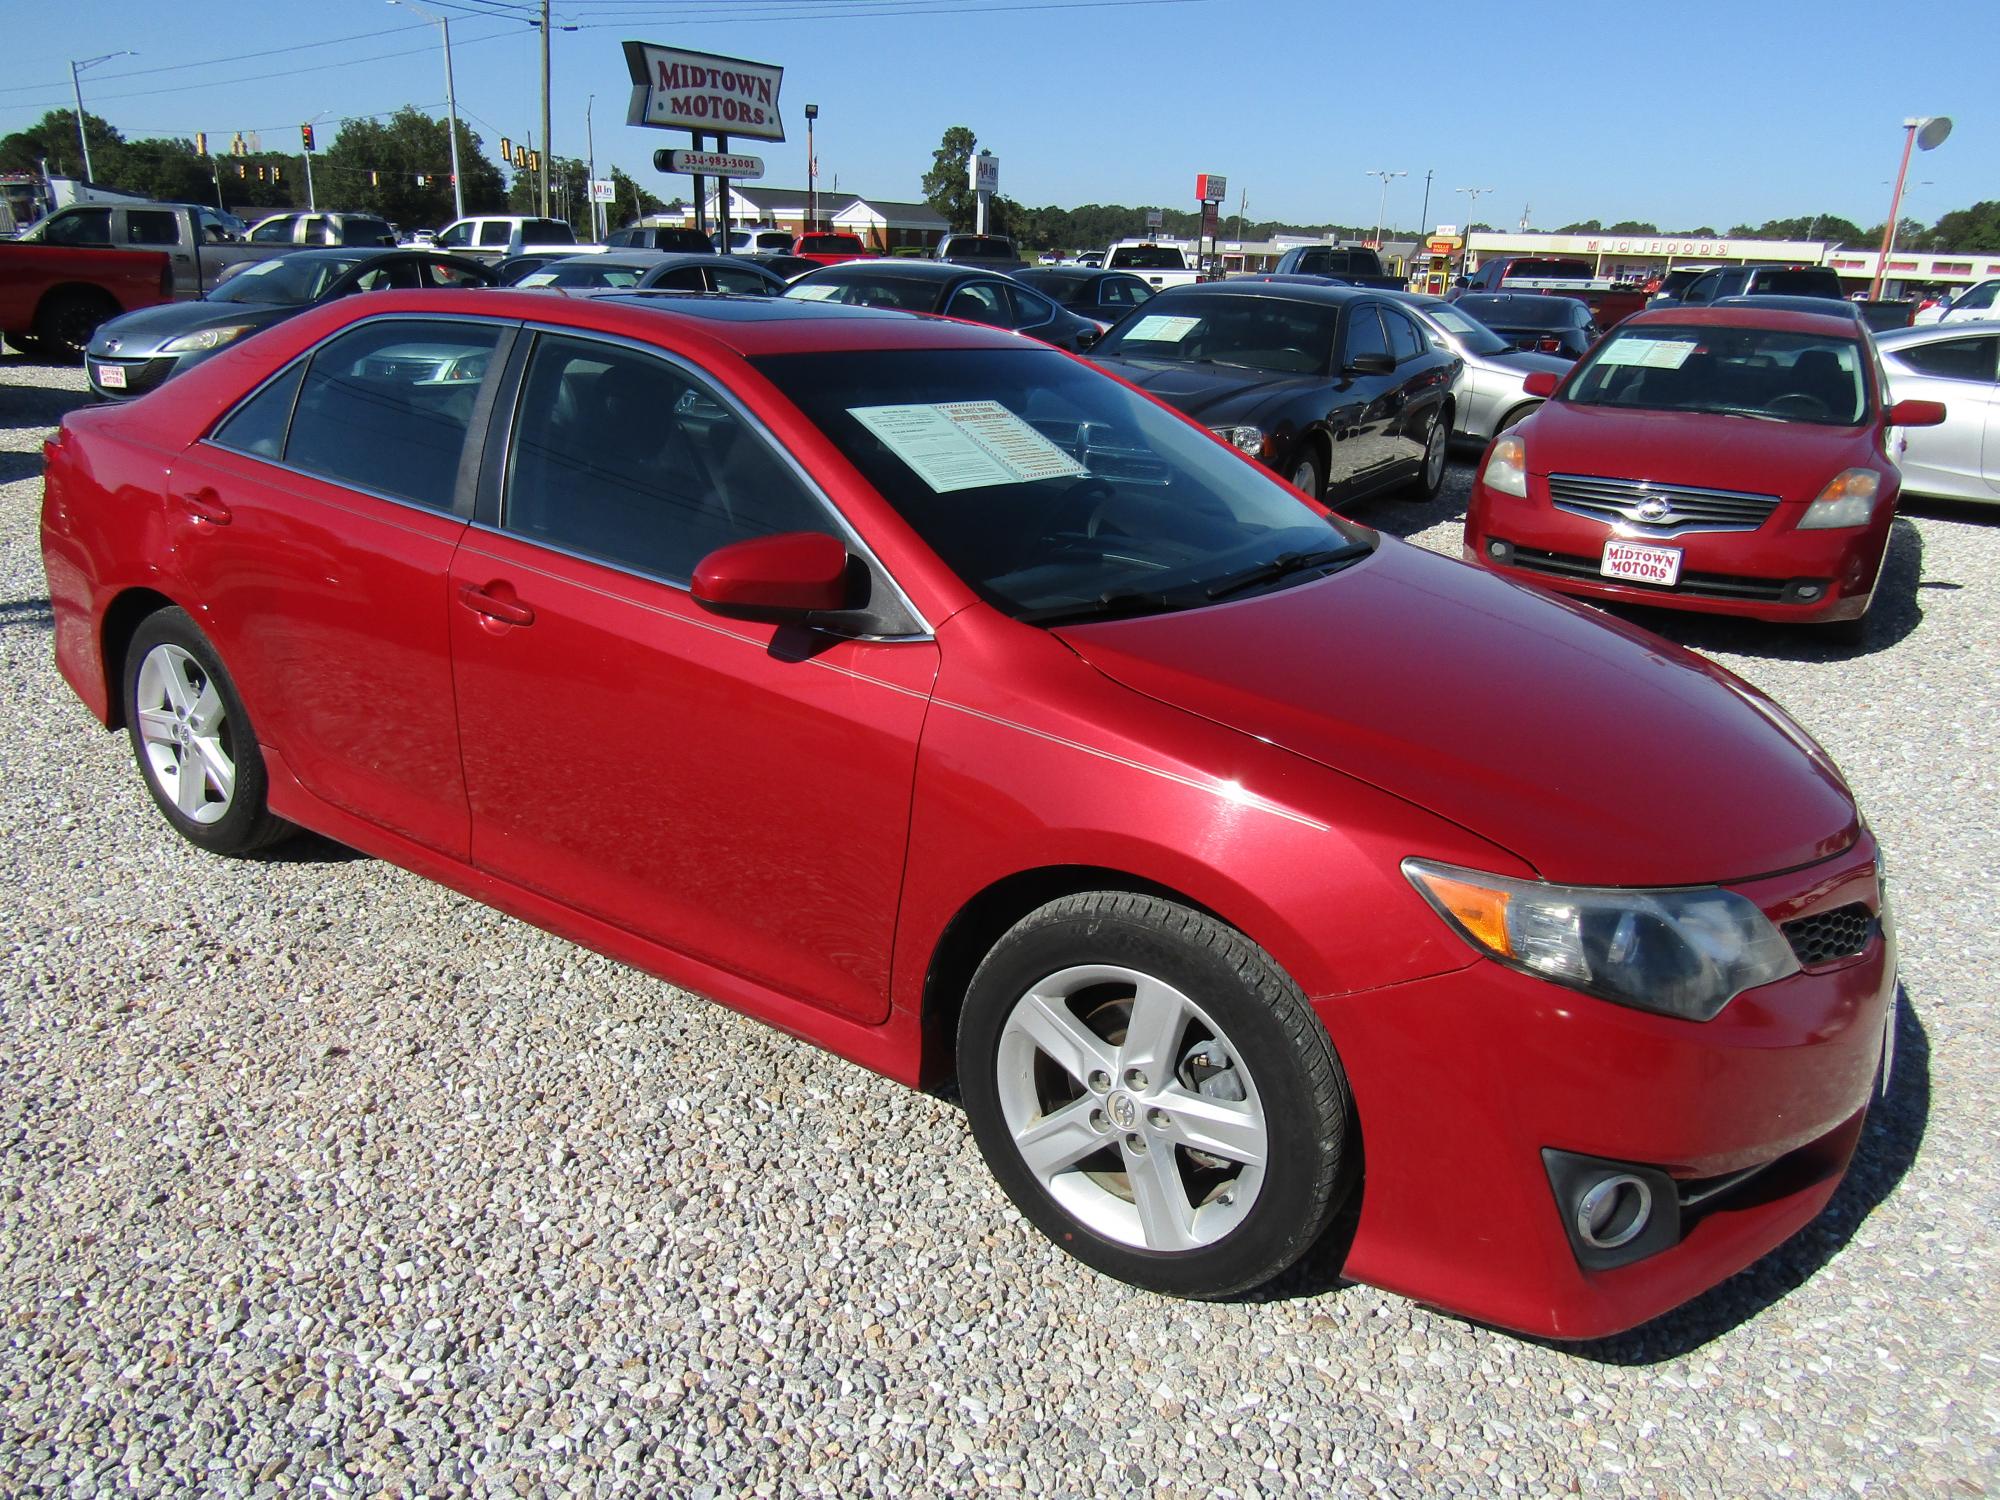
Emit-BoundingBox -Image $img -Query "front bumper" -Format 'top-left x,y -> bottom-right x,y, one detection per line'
86,353 -> 178,401
1465,476 -> 1892,623
1317,841 -> 1892,1339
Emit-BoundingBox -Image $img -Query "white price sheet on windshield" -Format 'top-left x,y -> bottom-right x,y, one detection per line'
1599,336 -> 1698,369
1121,313 -> 1201,343
850,401 -> 1088,493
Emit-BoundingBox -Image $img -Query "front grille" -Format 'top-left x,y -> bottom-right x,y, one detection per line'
1783,903 -> 1876,966
1503,543 -> 1793,602
1549,473 -> 1779,536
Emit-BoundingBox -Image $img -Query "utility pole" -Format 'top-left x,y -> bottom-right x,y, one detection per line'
389,0 -> 464,221
586,94 -> 598,240
539,0 -> 552,217
805,103 -> 819,233
1417,169 -> 1433,236
67,52 -> 135,182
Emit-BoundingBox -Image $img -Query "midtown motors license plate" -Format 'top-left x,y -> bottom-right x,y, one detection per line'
94,363 -> 126,389
1601,539 -> 1682,586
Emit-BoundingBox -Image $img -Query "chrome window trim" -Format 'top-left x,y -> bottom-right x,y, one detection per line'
494,320 -> 935,639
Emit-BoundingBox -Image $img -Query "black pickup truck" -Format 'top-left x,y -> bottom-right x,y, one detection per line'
1269,243 -> 1405,289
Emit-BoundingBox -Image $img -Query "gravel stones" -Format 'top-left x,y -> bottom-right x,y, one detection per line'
1,354 -> 1995,1495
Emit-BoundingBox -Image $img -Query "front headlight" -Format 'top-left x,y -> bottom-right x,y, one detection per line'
1482,433 -> 1528,497
1403,858 -> 1798,1021
1209,424 -> 1266,455
1798,467 -> 1880,529
161,325 -> 254,354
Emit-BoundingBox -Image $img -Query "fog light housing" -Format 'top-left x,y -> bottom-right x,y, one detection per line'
1541,1149 -> 1681,1270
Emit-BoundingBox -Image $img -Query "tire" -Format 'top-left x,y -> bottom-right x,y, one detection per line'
34,289 -> 117,363
3,330 -> 46,357
1403,407 -> 1451,501
958,891 -> 1354,1299
122,607 -> 293,855
1289,447 -> 1325,503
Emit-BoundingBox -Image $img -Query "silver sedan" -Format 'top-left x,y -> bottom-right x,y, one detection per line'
1876,322 -> 2000,505
1391,292 -> 1574,446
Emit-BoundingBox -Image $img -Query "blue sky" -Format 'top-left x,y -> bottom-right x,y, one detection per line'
5,0 -> 1995,234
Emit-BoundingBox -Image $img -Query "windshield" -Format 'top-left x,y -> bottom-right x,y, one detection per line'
1420,303 -> 1510,355
784,273 -> 939,311
1091,292 -> 1339,373
519,262 -> 648,288
1563,324 -> 1869,426
1111,247 -> 1186,270
210,255 -> 364,304
1505,259 -> 1593,281
522,219 -> 576,244
751,347 -> 1370,622
1457,295 -> 1580,329
946,237 -> 1013,257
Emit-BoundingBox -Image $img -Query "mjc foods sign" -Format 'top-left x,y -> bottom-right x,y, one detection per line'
623,42 -> 786,142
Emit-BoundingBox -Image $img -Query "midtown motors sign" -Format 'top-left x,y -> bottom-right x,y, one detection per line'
623,42 -> 786,142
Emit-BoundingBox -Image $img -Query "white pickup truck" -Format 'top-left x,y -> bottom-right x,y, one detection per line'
1102,240 -> 1205,289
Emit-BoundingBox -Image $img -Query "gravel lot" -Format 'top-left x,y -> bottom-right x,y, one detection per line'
1,352 -> 1995,1498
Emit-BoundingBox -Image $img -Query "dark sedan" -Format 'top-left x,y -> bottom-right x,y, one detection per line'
85,248 -> 492,400
1450,292 -> 1600,359
1011,267 -> 1156,330
507,252 -> 785,296
1087,281 -> 1461,505
782,260 -> 1102,352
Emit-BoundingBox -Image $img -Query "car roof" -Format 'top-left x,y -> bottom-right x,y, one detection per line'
797,260 -> 978,281
1622,304 -> 1863,336
1153,279 -> 1370,306
1017,266 -> 1107,280
1714,294 -> 1864,321
1876,317 -> 2000,346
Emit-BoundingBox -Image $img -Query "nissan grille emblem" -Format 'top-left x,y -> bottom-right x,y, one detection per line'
1636,497 -> 1671,522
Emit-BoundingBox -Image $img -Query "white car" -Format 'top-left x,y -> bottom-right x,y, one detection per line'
1876,322 -> 2000,504
1913,278 -> 2000,327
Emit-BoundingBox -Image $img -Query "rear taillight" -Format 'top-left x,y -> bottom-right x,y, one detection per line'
1537,335 -> 1562,353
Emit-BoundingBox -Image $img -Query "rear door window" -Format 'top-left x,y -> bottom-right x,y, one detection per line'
1383,308 -> 1424,362
1343,307 -> 1391,365
126,210 -> 179,246
282,319 -> 503,513
1007,285 -> 1057,328
1896,335 -> 1999,383
945,282 -> 1011,326
711,263 -> 775,295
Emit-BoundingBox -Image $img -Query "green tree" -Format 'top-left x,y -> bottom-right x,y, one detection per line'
1604,220 -> 1658,235
1555,218 -> 1603,234
921,125 -> 979,230
1927,200 -> 2000,252
0,108 -> 120,180
321,108 -> 505,229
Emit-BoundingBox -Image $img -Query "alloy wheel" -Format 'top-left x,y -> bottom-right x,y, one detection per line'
134,643 -> 236,825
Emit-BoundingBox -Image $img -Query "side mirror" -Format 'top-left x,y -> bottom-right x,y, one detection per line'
691,531 -> 853,620
1886,398 -> 1946,428
1347,352 -> 1396,376
1522,371 -> 1562,399
1075,327 -> 1100,350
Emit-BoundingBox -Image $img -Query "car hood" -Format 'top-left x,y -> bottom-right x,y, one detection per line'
1053,538 -> 1857,888
1090,356 -> 1324,424
89,300 -> 289,355
1521,401 -> 1873,500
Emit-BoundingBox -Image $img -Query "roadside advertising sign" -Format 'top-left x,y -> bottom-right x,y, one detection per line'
623,43 -> 786,141
1145,209 -> 1164,230
589,179 -> 617,204
1195,173 -> 1227,203
972,153 -> 999,194
658,150 -> 765,180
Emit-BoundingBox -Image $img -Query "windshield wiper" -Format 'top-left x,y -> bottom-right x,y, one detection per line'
1203,543 -> 1373,600
1015,587 -> 1193,627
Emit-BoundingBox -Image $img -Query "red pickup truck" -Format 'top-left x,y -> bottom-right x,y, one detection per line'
792,232 -> 873,266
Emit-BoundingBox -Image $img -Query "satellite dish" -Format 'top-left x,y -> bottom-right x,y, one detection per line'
1916,116 -> 1953,151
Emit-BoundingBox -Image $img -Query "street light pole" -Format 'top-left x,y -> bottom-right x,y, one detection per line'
388,0 -> 464,221
67,51 -> 135,182
805,103 -> 819,233
1417,168 -> 1433,237
1364,169 -> 1406,248
1870,116 -> 1951,301
540,0 -> 552,218
586,94 -> 598,240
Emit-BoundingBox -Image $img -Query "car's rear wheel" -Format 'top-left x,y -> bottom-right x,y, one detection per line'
958,892 -> 1353,1299
1404,408 -> 1451,500
35,289 -> 117,363
123,608 -> 292,855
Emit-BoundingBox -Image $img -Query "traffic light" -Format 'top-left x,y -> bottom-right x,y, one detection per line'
255,165 -> 266,182
529,150 -> 541,174
195,132 -> 207,156
500,137 -> 511,162
301,123 -> 315,153
369,170 -> 379,187
236,163 -> 246,179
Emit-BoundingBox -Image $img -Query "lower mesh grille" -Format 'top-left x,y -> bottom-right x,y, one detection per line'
1782,903 -> 1875,966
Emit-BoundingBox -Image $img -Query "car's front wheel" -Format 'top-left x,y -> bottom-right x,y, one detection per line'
958,892 -> 1353,1298
123,607 -> 292,855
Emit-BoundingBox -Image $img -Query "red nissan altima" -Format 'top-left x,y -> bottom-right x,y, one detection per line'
1463,304 -> 1945,642
40,289 -> 1896,1338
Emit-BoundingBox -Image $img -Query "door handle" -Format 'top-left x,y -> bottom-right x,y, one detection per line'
459,584 -> 535,627
178,488 -> 232,526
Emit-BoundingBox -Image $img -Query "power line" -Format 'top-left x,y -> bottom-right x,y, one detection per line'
0,23 -> 440,98
565,0 -> 1219,18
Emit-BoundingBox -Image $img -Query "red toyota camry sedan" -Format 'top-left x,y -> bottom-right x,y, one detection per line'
40,289 -> 1896,1339
1463,304 -> 1945,641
